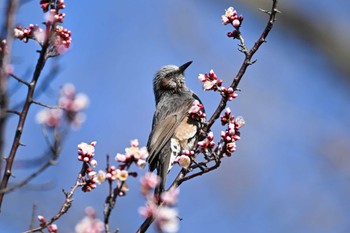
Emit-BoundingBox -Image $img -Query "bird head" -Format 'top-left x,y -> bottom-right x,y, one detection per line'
153,61 -> 192,102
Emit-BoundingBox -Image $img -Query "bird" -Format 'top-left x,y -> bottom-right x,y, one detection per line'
147,61 -> 204,196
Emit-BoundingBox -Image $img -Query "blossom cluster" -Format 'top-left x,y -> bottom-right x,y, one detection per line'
74,207 -> 104,233
77,141 -> 98,192
36,83 -> 89,129
115,139 -> 149,169
198,69 -> 237,101
14,0 -> 71,54
198,69 -> 222,91
40,0 -> 65,13
221,7 -> 244,39
59,83 -> 89,128
54,25 -> 72,52
197,131 -> 215,153
188,100 -> 206,121
139,173 -> 180,233
219,108 -> 245,156
13,25 -> 44,44
37,215 -> 58,233
92,139 -> 148,195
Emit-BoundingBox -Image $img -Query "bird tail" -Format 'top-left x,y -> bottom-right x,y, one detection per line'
154,160 -> 168,203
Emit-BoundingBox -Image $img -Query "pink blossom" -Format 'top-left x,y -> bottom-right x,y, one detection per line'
119,170 -> 129,181
198,73 -> 207,82
221,15 -> 230,25
130,139 -> 139,147
139,200 -> 157,218
36,108 -> 63,128
161,187 -> 179,206
207,131 -> 214,141
90,159 -> 97,167
235,116 -> 246,129
155,207 -> 179,233
75,207 -> 104,233
137,159 -> 147,168
203,80 -> 217,90
188,100 -> 206,120
58,83 -> 89,129
221,6 -> 243,30
115,153 -> 126,162
176,155 -> 191,168
140,172 -> 161,195
94,170 -> 106,184
232,19 -> 240,27
47,224 -> 58,233
77,141 -> 96,162
37,215 -> 46,223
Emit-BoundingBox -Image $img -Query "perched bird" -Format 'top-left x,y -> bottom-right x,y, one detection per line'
147,61 -> 204,195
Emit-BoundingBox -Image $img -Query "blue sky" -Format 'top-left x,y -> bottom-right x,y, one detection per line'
1,1 -> 350,232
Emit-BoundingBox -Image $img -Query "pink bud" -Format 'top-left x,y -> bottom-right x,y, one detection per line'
233,135 -> 241,140
90,141 -> 97,147
198,74 -> 207,82
232,19 -> 240,28
37,215 -> 46,223
221,131 -> 226,138
207,131 -> 214,141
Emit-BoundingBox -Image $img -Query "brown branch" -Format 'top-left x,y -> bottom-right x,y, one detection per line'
23,163 -> 88,233
136,1 -> 279,232
0,18 -> 57,210
0,125 -> 68,194
206,0 -> 279,131
104,161 -> 132,233
8,72 -> 30,86
31,99 -> 61,109
0,0 -> 17,188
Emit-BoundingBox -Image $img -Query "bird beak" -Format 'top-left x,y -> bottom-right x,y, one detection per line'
179,61 -> 193,73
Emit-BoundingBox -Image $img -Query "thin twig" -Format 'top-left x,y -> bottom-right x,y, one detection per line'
0,13 -> 57,210
23,163 -> 88,233
0,0 -> 18,191
104,162 -> 132,233
29,202 -> 37,230
8,73 -> 30,86
31,99 -> 61,109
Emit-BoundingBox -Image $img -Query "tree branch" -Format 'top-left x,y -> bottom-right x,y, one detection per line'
23,163 -> 88,233
136,1 -> 279,232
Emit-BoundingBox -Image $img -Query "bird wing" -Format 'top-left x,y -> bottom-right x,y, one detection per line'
147,99 -> 194,171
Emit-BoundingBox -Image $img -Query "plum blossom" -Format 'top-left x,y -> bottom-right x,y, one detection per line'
198,69 -> 223,91
77,141 -> 96,163
176,155 -> 191,168
75,207 -> 104,233
219,111 -> 245,156
161,187 -> 179,206
115,139 -> 149,169
197,131 -> 215,152
188,100 -> 206,120
59,83 -> 89,128
140,172 -> 161,196
47,224 -> 58,233
155,207 -> 179,233
139,200 -> 158,218
235,116 -> 246,129
221,7 -> 244,29
94,170 -> 106,184
36,108 -> 63,128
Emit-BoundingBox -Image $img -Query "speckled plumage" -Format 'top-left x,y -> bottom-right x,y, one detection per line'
147,61 -> 204,194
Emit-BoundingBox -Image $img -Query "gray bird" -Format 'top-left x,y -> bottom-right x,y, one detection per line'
147,61 -> 204,195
